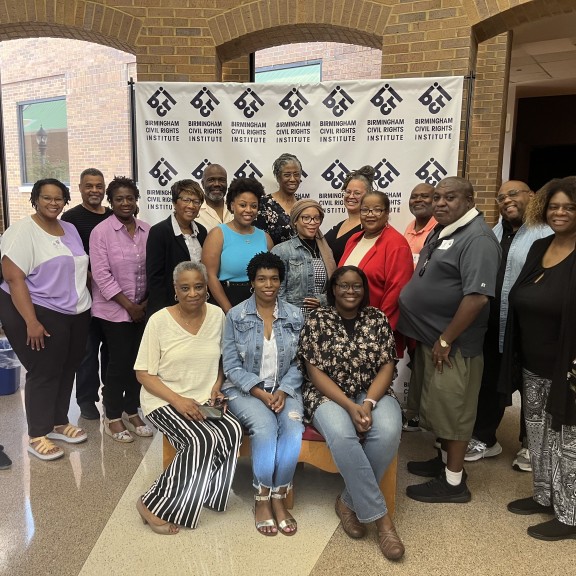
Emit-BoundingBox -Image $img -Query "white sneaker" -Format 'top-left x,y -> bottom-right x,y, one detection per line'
512,447 -> 532,472
464,438 -> 503,461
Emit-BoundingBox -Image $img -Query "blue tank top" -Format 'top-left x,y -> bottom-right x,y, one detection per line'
218,224 -> 268,281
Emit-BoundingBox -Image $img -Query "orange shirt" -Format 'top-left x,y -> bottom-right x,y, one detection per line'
403,217 -> 437,268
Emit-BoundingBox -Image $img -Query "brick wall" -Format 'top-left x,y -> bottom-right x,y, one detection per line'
0,38 -> 135,224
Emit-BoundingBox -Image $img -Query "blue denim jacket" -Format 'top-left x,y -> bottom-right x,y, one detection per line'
271,237 -> 328,308
493,220 -> 552,352
222,295 -> 304,398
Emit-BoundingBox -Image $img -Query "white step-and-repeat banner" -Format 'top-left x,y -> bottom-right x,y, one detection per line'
135,77 -> 464,403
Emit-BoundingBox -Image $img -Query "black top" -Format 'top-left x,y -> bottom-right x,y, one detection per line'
145,215 -> 207,318
61,204 -> 112,254
324,221 -> 362,265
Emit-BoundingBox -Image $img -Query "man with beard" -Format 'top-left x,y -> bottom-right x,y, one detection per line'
398,177 -> 501,503
62,168 -> 112,420
464,180 -> 551,470
197,164 -> 232,231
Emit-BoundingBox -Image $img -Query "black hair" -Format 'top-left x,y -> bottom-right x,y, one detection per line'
30,178 -> 70,209
246,252 -> 286,283
79,168 -> 104,181
361,190 -> 390,212
106,176 -> 140,204
531,176 -> 576,225
170,179 -> 204,204
327,266 -> 370,309
226,177 -> 265,211
341,165 -> 375,193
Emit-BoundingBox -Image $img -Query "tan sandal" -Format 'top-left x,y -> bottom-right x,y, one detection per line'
103,417 -> 134,443
271,490 -> 297,536
28,436 -> 64,461
47,423 -> 87,444
136,497 -> 179,535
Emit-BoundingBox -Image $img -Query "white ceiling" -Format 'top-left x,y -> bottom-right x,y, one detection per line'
509,13 -> 576,96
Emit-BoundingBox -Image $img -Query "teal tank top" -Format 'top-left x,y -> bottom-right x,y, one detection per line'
218,224 -> 268,281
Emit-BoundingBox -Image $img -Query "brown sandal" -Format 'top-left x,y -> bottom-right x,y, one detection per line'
136,498 -> 179,535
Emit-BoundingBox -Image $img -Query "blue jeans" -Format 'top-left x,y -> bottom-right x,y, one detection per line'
313,392 -> 402,523
227,388 -> 304,490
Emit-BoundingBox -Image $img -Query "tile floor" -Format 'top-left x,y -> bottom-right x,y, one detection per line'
0,373 -> 573,576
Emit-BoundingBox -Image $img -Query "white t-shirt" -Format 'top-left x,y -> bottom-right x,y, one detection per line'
135,304 -> 225,416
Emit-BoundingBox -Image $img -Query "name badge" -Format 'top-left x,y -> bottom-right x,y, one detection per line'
438,239 -> 454,250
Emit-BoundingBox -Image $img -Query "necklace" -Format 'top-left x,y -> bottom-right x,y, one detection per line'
300,237 -> 319,258
230,221 -> 253,243
178,306 -> 205,330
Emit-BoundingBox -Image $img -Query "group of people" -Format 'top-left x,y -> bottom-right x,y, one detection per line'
1,154 -> 575,552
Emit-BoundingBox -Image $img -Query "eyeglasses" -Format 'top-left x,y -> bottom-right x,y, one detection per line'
496,190 -> 529,204
39,196 -> 65,204
335,283 -> 364,293
178,197 -> 202,207
300,215 -> 322,224
344,190 -> 364,198
360,207 -> 386,216
281,172 -> 301,179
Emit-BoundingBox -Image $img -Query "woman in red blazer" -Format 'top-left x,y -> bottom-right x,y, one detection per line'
340,190 -> 413,355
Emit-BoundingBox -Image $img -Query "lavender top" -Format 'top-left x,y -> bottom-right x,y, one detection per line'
0,216 -> 91,314
89,215 -> 150,322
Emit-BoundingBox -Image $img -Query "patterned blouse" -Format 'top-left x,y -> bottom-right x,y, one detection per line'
297,305 -> 397,423
255,194 -> 295,245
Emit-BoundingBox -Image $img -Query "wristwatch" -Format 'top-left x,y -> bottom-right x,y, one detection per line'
363,398 -> 377,409
439,336 -> 450,349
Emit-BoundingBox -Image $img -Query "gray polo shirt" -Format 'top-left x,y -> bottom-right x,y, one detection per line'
398,214 -> 501,357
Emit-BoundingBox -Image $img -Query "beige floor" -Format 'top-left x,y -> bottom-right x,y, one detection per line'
0,372 -> 573,576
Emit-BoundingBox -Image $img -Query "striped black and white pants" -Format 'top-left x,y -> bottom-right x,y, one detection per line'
523,369 -> 576,526
143,404 -> 243,529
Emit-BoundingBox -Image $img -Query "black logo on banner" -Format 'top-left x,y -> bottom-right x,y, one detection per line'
149,157 -> 178,187
370,84 -> 403,116
147,87 -> 177,117
415,158 -> 448,186
279,88 -> 309,118
234,88 -> 265,119
234,160 -> 263,180
374,159 -> 400,189
322,86 -> 354,117
418,82 -> 452,115
321,160 -> 350,190
190,87 -> 220,118
192,159 -> 211,180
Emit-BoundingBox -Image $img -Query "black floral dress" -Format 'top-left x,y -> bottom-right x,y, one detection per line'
297,306 -> 398,423
255,195 -> 295,245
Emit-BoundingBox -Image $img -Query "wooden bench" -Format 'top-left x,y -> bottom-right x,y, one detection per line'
162,424 -> 397,517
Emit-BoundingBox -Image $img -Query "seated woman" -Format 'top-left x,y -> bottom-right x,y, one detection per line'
202,178 -> 273,313
298,266 -> 404,560
340,190 -> 413,355
223,252 -> 304,537
146,179 -> 207,317
272,199 -> 336,317
134,261 -> 242,534
324,166 -> 374,264
502,177 -> 576,541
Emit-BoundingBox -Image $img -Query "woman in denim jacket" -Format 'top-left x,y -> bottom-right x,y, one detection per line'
222,252 -> 304,537
272,199 -> 336,318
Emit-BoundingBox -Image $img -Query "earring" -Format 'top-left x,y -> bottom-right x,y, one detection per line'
250,287 -> 254,294
174,294 -> 178,302
206,292 -> 210,302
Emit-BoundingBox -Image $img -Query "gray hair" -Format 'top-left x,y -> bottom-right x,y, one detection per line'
173,261 -> 208,284
272,153 -> 302,179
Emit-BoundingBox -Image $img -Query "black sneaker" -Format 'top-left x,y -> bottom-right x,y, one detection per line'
402,415 -> 421,432
527,518 -> 576,541
0,446 -> 12,470
407,451 -> 445,477
507,497 -> 554,516
79,402 -> 100,420
406,471 -> 471,503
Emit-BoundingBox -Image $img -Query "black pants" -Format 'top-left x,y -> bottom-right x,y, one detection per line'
0,289 -> 90,437
98,319 -> 144,420
473,324 -> 526,446
75,316 -> 109,406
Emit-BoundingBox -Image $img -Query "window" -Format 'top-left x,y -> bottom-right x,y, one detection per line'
255,60 -> 322,83
18,97 -> 70,184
